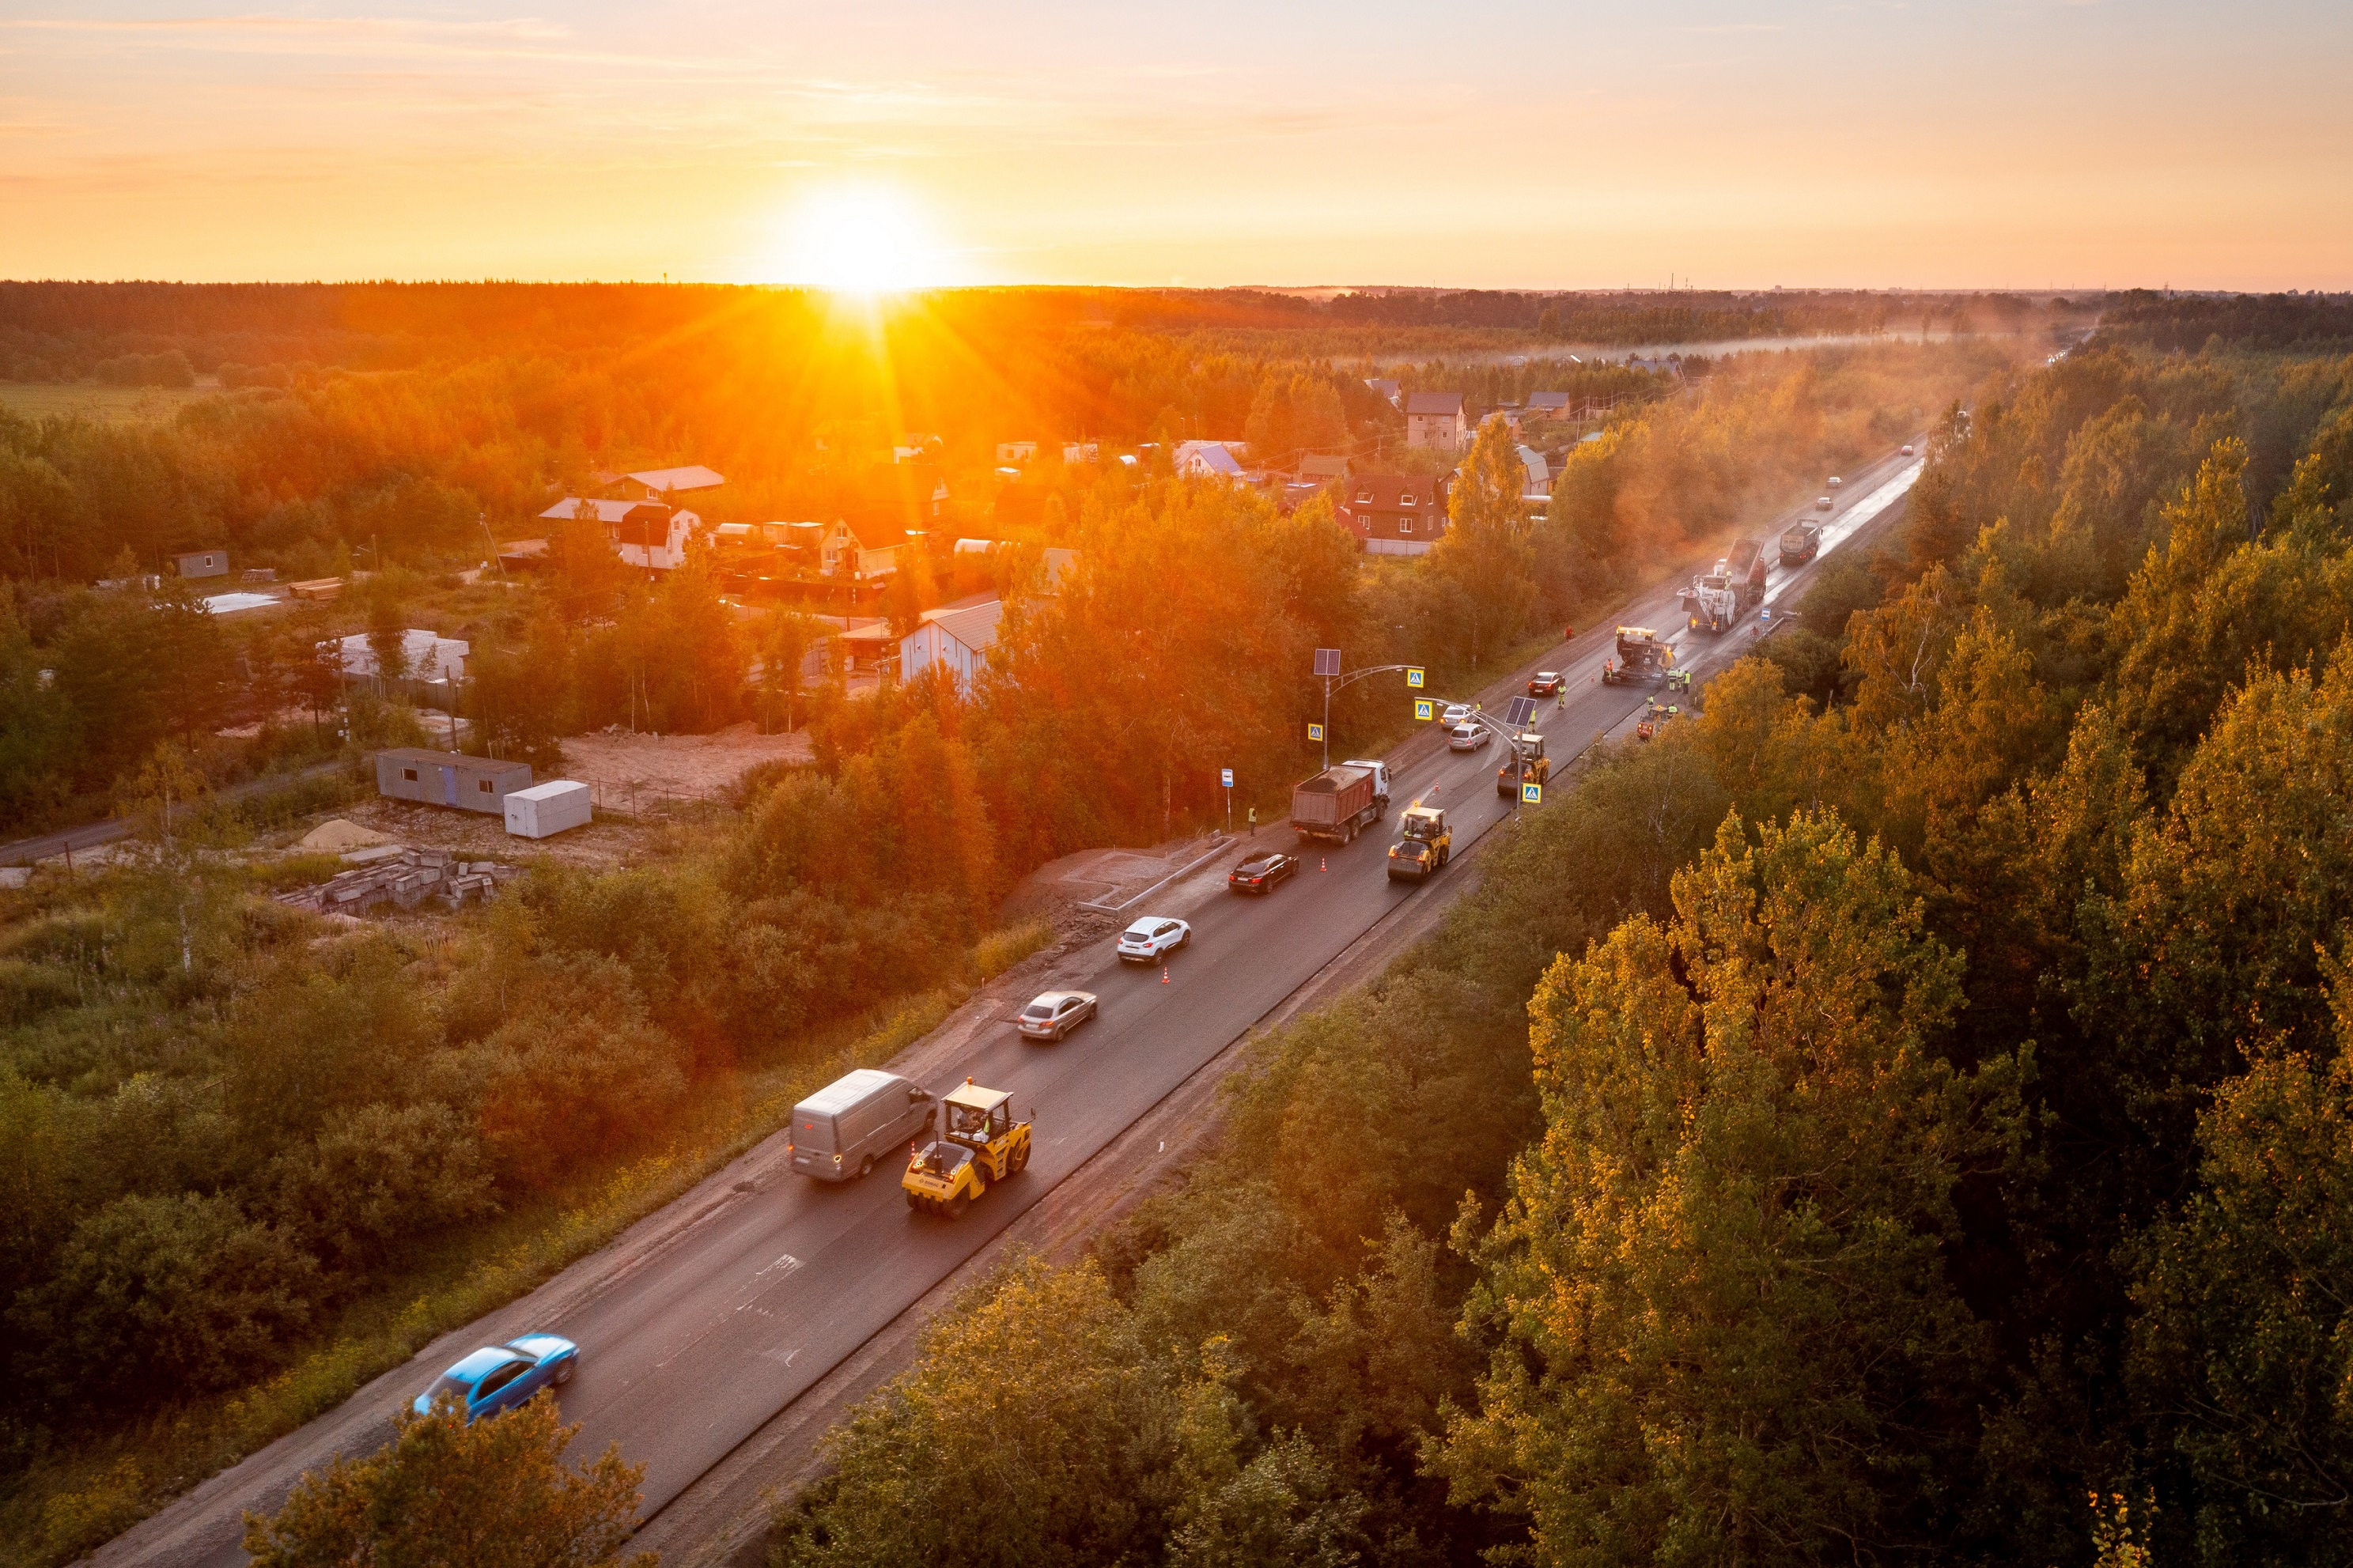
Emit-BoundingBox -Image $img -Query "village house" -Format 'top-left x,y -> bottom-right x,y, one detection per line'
621,464 -> 726,500
1339,474 -> 1449,556
536,497 -> 701,572
1364,378 -> 1402,408
1173,440 -> 1247,481
1404,391 -> 1467,452
1524,391 -> 1572,420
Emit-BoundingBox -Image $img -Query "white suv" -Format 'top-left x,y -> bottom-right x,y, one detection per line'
1117,916 -> 1190,963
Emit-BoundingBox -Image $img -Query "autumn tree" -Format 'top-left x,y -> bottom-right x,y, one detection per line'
1430,415 -> 1536,669
244,1396 -> 654,1568
1443,810 -> 2025,1563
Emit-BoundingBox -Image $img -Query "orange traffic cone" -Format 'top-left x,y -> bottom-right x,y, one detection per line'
1319,856 -> 1327,871
1162,965 -> 1170,984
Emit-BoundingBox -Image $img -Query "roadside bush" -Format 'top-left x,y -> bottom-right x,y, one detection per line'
10,1192 -> 320,1409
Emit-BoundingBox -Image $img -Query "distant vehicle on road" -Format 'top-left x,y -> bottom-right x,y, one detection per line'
1682,538 -> 1767,634
1017,990 -> 1098,1041
1602,625 -> 1674,686
1526,671 -> 1563,696
1117,916 -> 1190,962
1447,723 -> 1490,752
1228,852 -> 1298,894
1901,444 -> 1916,455
903,1079 -> 1031,1218
1827,476 -> 1843,489
1292,763 -> 1386,844
1497,733 -> 1549,797
1778,521 -> 1821,567
1815,495 -> 1834,512
791,1069 -> 936,1180
1387,805 -> 1452,881
415,1335 -> 577,1422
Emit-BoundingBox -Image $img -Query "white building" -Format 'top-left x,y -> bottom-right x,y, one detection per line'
1173,440 -> 1247,481
899,599 -> 1004,692
537,497 -> 701,572
328,629 -> 471,687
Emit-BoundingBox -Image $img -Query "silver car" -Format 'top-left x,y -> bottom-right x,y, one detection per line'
1018,990 -> 1099,1040
1448,723 -> 1489,752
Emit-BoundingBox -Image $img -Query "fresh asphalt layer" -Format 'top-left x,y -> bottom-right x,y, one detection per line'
91,444 -> 1922,1567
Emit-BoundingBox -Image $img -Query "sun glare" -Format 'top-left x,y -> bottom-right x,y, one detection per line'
771,187 -> 959,295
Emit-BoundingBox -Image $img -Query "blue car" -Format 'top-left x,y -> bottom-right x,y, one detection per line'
413,1333 -> 578,1422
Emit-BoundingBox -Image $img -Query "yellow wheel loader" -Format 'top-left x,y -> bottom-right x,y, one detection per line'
902,1079 -> 1033,1218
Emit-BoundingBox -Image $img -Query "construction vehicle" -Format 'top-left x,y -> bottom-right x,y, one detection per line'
1601,626 -> 1675,686
1496,732 -> 1550,797
1386,805 -> 1451,881
902,1079 -> 1031,1218
1679,537 -> 1769,634
1291,762 -> 1388,845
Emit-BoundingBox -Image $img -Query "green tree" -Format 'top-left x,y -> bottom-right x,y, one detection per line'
2125,981 -> 2353,1563
1431,416 -> 1537,669
1443,810 -> 2025,1564
244,1395 -> 655,1568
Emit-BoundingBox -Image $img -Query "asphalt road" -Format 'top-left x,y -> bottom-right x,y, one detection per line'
93,444 -> 1922,1567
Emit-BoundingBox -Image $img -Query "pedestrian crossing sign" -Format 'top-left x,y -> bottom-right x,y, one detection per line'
1522,782 -> 1542,804
1307,723 -> 1325,742
1406,667 -> 1425,688
1414,699 -> 1434,721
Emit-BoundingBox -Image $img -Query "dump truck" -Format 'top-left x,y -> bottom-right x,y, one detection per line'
902,1079 -> 1031,1218
1292,763 -> 1386,844
1601,625 -> 1674,686
1778,520 -> 1821,567
1386,805 -> 1452,881
1496,733 -> 1550,797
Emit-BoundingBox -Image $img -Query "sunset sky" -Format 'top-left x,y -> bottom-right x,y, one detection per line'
3,0 -> 2347,289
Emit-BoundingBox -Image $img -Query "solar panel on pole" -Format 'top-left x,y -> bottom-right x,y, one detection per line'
1313,648 -> 1342,678
1504,696 -> 1538,728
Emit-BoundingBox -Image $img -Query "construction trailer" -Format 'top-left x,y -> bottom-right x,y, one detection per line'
504,780 -> 592,839
374,748 -> 533,814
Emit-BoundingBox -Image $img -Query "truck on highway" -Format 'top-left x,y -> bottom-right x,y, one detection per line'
902,1079 -> 1031,1218
791,1069 -> 936,1182
1778,520 -> 1821,567
1680,537 -> 1769,633
1602,625 -> 1674,686
1292,761 -> 1390,845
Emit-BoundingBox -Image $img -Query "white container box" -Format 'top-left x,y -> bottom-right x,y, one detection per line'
503,779 -> 592,839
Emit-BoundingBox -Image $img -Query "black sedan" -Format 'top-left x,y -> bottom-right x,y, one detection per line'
1228,852 -> 1299,894
1526,671 -> 1564,696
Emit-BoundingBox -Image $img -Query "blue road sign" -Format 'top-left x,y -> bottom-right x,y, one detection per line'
1522,782 -> 1543,804
1307,723 -> 1325,742
1220,768 -> 1234,788
1405,667 -> 1425,688
1413,699 -> 1434,721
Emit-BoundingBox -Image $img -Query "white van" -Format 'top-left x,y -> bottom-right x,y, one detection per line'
789,1070 -> 936,1181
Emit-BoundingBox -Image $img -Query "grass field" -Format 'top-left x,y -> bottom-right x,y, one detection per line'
0,382 -> 216,424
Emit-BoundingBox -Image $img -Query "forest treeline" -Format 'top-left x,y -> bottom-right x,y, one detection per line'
0,341 -> 1975,1558
770,340 -> 2353,1568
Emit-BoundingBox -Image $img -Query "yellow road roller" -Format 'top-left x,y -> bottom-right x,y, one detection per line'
902,1079 -> 1033,1218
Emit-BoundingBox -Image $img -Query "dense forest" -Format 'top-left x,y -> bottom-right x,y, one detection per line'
0,289 -> 1984,1559
769,334 -> 2353,1568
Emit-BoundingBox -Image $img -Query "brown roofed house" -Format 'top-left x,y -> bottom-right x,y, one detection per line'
1339,474 -> 1449,556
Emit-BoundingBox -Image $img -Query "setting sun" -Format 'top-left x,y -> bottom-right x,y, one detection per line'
768,187 -> 963,294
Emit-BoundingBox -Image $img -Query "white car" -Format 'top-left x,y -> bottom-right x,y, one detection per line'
1814,496 -> 1833,512
1901,444 -> 1916,456
1439,702 -> 1473,728
1117,916 -> 1190,963
1017,990 -> 1098,1040
1447,723 -> 1490,752
1826,476 -> 1843,489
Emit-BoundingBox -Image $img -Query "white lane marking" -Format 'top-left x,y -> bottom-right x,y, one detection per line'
762,1346 -> 800,1366
755,1253 -> 803,1279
